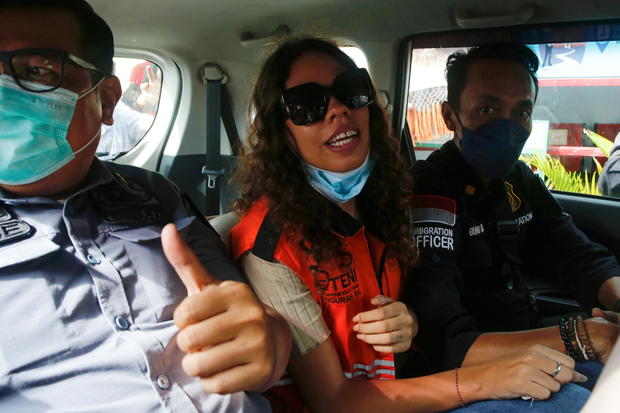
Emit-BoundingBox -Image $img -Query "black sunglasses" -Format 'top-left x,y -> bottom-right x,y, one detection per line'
281,68 -> 375,126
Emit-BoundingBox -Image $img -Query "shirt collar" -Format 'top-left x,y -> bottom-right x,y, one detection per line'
433,140 -> 481,186
432,140 -> 506,201
0,158 -> 116,205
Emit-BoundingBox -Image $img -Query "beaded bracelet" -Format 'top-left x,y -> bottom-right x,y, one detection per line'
455,368 -> 466,407
558,317 -> 571,354
572,317 -> 589,361
559,316 -> 585,361
577,315 -> 597,361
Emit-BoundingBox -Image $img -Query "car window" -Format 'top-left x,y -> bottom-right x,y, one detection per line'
403,22 -> 620,200
341,46 -> 369,69
96,57 -> 162,160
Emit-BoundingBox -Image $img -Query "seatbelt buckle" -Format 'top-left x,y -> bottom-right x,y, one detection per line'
201,167 -> 225,189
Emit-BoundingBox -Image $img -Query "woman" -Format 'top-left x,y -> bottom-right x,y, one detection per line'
230,37 -> 588,412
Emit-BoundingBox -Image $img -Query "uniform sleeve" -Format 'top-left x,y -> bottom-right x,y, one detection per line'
183,215 -> 247,283
405,187 -> 482,371
240,252 -> 330,357
522,168 -> 620,310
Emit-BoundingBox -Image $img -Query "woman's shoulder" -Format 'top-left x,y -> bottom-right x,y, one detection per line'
230,196 -> 302,257
230,197 -> 271,256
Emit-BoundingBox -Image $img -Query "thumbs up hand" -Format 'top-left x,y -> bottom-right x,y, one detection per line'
161,222 -> 220,295
161,223 -> 287,394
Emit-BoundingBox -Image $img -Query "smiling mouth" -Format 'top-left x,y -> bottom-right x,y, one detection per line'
326,129 -> 359,147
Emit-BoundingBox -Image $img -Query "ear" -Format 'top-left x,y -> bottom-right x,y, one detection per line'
99,76 -> 122,126
441,101 -> 457,132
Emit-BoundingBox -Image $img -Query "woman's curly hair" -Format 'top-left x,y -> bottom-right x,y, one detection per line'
233,37 -> 417,270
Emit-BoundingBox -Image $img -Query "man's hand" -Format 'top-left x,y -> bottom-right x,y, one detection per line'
586,309 -> 620,363
592,307 -> 619,324
161,223 -> 277,394
352,295 -> 417,353
135,64 -> 162,114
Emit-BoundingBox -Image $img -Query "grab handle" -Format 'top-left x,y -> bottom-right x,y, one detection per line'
454,3 -> 535,29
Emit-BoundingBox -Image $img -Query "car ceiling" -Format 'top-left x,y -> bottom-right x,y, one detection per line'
90,0 -> 620,62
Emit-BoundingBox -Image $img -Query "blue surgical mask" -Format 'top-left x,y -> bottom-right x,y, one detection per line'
303,154 -> 374,203
0,74 -> 101,185
458,118 -> 530,179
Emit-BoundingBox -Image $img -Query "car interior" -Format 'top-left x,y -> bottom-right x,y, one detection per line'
91,0 -> 620,339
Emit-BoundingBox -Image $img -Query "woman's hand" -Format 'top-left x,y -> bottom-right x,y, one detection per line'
464,344 -> 587,401
352,295 -> 417,353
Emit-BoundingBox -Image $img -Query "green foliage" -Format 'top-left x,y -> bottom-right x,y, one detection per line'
520,153 -> 601,195
583,129 -> 613,157
520,128 -> 614,196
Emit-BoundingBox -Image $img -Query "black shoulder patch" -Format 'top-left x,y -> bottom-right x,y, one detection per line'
0,207 -> 10,223
0,204 -> 35,246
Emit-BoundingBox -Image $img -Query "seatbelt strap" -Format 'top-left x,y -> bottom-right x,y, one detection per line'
221,86 -> 241,156
495,194 -> 523,266
494,184 -> 525,289
201,64 -> 227,215
495,183 -> 540,327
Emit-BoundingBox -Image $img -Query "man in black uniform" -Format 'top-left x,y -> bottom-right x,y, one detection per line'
407,43 -> 620,380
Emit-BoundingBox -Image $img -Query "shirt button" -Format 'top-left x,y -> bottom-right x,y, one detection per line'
114,315 -> 130,330
156,374 -> 170,390
431,254 -> 440,263
87,254 -> 101,265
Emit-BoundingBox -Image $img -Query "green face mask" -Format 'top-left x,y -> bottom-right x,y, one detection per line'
0,74 -> 100,185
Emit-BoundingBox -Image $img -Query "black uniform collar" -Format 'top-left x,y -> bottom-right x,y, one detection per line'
428,140 -> 482,187
429,140 -> 506,203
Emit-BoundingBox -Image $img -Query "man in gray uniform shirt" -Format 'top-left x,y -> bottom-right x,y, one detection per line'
0,0 -> 291,411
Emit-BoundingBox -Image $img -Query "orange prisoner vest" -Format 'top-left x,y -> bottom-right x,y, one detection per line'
231,198 -> 402,411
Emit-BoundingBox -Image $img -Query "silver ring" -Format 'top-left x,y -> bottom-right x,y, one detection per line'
551,361 -> 562,378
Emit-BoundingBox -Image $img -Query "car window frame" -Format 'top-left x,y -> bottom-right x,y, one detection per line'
106,47 -> 182,172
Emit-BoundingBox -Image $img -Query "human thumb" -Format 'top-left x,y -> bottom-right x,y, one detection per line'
592,307 -> 619,324
161,223 -> 218,295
